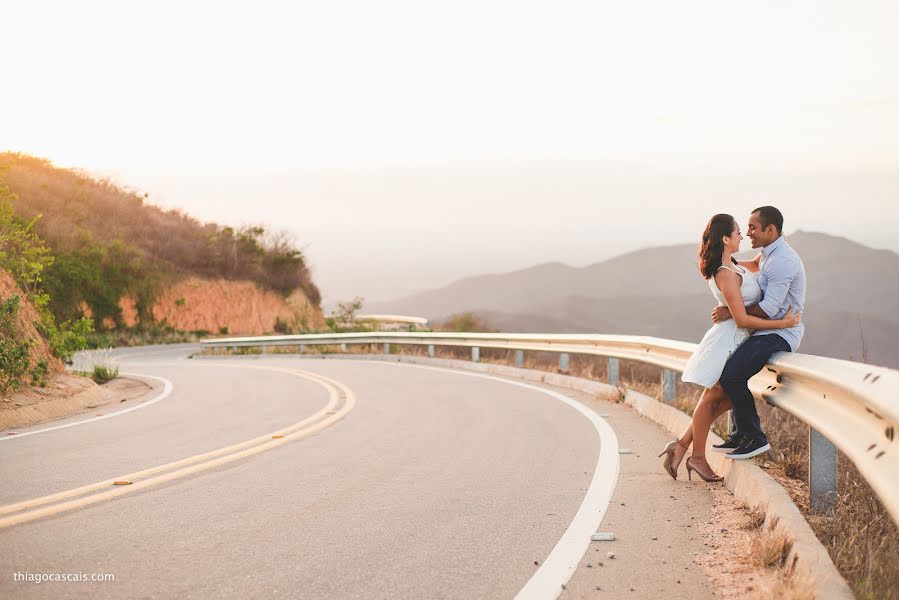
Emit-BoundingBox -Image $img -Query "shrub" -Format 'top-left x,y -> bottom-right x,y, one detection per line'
0,295 -> 33,393
1,152 -> 323,321
273,317 -> 291,334
29,359 -> 49,387
91,363 -> 118,384
435,312 -> 495,333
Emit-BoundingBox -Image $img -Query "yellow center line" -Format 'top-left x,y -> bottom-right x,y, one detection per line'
0,366 -> 356,529
0,365 -> 336,516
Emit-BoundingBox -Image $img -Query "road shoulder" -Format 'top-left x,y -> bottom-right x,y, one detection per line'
551,384 -> 717,599
1,375 -> 152,432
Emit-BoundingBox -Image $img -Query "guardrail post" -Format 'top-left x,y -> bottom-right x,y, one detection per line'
662,369 -> 677,403
428,344 -> 435,358
300,344 -> 305,353
809,427 -> 838,513
608,358 -> 619,386
383,343 -> 390,354
340,343 -> 347,353
514,350 -> 523,368
471,346 -> 480,363
559,353 -> 569,373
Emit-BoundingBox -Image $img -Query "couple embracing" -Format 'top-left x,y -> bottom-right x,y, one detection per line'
660,206 -> 807,482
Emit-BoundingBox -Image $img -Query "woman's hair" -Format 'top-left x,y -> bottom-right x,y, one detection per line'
698,213 -> 738,279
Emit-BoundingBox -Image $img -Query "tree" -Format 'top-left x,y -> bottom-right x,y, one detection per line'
332,297 -> 364,330
0,184 -> 54,296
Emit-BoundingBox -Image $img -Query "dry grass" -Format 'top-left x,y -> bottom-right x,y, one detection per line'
748,517 -> 793,569
757,403 -> 899,600
756,567 -> 815,600
730,505 -> 815,600
743,503 -> 768,532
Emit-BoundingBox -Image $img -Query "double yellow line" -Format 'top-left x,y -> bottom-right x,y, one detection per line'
0,365 -> 355,529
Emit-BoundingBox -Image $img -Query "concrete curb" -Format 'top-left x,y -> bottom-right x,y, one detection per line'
224,352 -> 852,599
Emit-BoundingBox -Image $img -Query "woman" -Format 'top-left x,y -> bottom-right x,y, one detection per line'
659,214 -> 801,482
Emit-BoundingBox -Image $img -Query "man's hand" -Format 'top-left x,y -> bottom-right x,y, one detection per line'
712,305 -> 732,324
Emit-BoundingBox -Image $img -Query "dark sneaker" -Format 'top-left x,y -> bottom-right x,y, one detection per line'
725,438 -> 771,460
712,435 -> 743,452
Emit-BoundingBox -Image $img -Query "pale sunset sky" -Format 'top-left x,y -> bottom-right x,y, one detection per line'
4,1 -> 899,306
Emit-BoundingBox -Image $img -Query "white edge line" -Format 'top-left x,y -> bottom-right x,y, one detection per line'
0,373 -> 173,442
359,360 -> 620,600
10,353 -> 618,597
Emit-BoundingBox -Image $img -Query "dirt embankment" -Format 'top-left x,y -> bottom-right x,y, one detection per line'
0,269 -> 139,431
0,269 -> 64,376
120,277 -> 325,335
1,375 -> 152,431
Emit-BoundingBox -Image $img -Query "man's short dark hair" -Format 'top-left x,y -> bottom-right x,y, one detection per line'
752,206 -> 783,233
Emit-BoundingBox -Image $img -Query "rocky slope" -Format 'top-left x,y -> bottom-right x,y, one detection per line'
120,277 -> 325,335
0,269 -> 63,377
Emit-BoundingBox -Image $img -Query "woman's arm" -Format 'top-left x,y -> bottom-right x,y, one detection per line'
715,270 -> 801,330
737,253 -> 762,273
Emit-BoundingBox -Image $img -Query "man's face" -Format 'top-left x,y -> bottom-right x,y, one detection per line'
747,212 -> 775,248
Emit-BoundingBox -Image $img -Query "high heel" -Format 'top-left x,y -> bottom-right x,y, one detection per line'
659,439 -> 687,480
685,456 -> 723,483
657,440 -> 677,458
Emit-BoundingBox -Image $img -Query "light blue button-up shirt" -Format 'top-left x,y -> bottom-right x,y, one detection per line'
752,235 -> 806,351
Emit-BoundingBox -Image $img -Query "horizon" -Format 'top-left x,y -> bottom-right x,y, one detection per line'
4,2 -> 899,306
7,153 -> 899,308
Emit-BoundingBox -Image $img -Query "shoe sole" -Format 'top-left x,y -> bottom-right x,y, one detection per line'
711,446 -> 739,452
725,443 -> 771,460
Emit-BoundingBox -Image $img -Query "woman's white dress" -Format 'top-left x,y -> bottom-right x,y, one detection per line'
681,264 -> 762,388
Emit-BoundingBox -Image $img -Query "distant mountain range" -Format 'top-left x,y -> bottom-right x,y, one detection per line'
368,232 -> 899,369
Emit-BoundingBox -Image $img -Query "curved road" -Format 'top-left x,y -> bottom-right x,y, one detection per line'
0,344 -> 615,599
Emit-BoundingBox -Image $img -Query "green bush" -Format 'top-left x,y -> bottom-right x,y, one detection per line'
1,184 -> 93,365
29,359 -> 49,387
0,296 -> 33,393
0,184 -> 53,296
436,312 -> 495,333
2,152 -> 322,312
91,363 -> 118,384
1,154 -> 325,356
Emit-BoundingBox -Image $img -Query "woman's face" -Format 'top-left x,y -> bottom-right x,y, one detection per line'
724,220 -> 743,253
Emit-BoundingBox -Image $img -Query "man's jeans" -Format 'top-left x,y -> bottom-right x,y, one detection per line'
719,334 -> 791,443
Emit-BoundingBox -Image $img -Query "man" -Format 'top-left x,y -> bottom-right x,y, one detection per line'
711,206 -> 806,460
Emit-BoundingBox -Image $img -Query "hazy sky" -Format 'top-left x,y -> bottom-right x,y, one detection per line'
4,2 -> 899,307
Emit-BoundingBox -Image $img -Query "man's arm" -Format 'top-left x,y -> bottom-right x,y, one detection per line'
711,303 -> 768,324
736,253 -> 762,273
756,256 -> 798,319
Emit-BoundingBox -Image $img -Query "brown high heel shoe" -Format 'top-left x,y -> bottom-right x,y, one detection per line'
685,456 -> 723,482
659,439 -> 688,480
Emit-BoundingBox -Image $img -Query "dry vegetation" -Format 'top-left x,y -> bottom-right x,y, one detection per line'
0,152 -> 321,328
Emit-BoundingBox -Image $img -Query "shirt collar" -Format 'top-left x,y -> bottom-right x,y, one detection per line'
762,235 -> 786,258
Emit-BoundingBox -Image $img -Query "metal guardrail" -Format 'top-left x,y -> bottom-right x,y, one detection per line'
355,314 -> 431,326
200,332 -> 899,525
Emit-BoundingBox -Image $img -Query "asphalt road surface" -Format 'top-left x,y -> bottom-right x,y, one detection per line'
1,344 -> 613,599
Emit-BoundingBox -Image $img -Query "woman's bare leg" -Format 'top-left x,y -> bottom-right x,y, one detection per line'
673,385 -> 732,469
688,384 -> 733,473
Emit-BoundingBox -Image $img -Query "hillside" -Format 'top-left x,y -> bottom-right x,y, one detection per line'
0,152 -> 324,335
369,232 -> 899,368
0,269 -> 63,380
